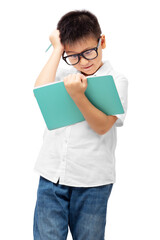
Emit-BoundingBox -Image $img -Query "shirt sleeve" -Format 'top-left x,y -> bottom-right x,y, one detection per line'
113,73 -> 128,127
55,65 -> 75,82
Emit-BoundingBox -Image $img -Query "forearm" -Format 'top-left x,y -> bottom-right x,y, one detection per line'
73,94 -> 117,135
34,48 -> 63,88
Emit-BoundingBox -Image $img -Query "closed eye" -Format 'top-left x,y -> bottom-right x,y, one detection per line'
84,49 -> 93,55
69,54 -> 78,59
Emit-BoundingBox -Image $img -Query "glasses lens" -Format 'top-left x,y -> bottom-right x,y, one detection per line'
66,55 -> 79,65
83,49 -> 97,60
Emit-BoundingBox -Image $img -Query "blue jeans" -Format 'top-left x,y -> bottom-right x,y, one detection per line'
33,176 -> 113,240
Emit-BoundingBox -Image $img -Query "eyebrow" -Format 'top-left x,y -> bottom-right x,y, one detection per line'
66,46 -> 95,55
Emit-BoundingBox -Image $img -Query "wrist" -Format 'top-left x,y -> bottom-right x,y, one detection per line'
53,46 -> 64,54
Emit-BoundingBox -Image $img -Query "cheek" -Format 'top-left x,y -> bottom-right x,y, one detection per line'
95,53 -> 102,66
97,49 -> 102,59
73,64 -> 82,72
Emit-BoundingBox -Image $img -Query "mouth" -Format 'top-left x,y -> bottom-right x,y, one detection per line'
82,64 -> 93,71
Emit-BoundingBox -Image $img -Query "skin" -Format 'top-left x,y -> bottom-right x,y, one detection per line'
34,30 -> 117,135
64,36 -> 104,76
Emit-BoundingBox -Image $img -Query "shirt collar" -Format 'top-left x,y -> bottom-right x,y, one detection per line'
91,60 -> 113,76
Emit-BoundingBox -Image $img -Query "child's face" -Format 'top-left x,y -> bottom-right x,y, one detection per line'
64,36 -> 106,76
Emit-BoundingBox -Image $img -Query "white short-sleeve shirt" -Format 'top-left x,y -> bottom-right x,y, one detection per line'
34,60 -> 128,187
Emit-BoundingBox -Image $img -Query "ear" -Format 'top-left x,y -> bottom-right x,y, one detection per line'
100,34 -> 106,49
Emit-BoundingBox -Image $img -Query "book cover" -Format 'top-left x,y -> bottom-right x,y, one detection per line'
33,75 -> 124,130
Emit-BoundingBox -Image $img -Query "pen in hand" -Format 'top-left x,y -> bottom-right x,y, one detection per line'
45,43 -> 52,52
45,30 -> 64,53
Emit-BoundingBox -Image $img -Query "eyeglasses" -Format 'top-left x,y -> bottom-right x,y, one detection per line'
62,38 -> 101,66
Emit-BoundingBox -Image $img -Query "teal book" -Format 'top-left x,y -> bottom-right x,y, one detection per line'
33,75 -> 124,130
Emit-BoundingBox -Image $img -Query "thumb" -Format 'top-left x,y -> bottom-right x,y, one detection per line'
80,74 -> 87,82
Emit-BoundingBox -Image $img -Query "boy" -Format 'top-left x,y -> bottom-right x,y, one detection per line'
33,10 -> 128,240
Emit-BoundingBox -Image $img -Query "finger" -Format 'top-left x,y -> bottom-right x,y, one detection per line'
80,74 -> 87,83
75,73 -> 82,82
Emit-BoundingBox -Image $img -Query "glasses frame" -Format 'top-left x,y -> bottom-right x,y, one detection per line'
62,38 -> 101,66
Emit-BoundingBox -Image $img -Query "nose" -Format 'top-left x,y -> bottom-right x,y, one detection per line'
79,56 -> 89,65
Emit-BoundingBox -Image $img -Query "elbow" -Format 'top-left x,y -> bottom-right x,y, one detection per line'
96,127 -> 109,135
92,116 -> 118,135
97,124 -> 115,135
99,129 -> 108,135
98,116 -> 118,135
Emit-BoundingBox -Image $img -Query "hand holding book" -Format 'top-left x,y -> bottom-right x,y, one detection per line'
64,73 -> 88,100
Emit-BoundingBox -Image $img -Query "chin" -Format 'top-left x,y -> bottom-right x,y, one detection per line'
84,70 -> 97,76
81,68 -> 96,76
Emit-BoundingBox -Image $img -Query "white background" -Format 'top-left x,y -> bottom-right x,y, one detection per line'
0,0 -> 160,239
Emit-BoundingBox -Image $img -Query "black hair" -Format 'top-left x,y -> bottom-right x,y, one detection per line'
57,10 -> 102,45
